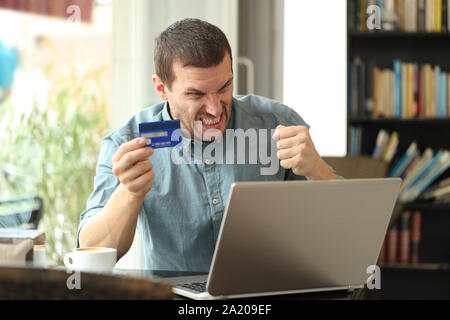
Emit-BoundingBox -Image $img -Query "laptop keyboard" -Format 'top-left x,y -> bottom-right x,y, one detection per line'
176,282 -> 207,293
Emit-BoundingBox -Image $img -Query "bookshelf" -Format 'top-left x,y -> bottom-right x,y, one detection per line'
347,0 -> 450,298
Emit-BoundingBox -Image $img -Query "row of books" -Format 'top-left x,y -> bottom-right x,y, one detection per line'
349,0 -> 450,32
0,0 -> 94,23
350,58 -> 450,119
379,210 -> 421,264
349,128 -> 450,203
371,129 -> 450,202
420,176 -> 450,203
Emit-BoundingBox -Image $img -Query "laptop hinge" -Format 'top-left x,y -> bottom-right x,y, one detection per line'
347,285 -> 358,292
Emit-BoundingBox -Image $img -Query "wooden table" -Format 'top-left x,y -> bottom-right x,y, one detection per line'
0,265 -> 363,300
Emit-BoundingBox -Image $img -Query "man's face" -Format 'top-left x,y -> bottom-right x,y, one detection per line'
162,54 -> 234,141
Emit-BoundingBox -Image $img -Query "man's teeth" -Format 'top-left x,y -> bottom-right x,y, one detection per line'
201,116 -> 220,125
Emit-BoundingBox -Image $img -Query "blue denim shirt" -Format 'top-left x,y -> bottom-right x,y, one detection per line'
78,95 -> 310,272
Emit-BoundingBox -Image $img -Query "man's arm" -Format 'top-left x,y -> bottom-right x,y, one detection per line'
79,137 -> 154,260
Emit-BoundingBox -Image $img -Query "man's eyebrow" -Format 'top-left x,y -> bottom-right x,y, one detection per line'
185,77 -> 234,93
219,77 -> 234,90
185,88 -> 204,94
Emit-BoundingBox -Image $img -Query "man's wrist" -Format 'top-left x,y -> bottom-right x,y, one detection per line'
304,159 -> 340,181
118,183 -> 147,204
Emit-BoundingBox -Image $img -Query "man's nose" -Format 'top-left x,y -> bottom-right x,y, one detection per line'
204,94 -> 222,117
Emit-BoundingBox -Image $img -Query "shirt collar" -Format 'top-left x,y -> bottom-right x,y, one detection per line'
162,101 -> 173,121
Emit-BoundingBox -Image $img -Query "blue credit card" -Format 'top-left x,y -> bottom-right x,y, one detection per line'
139,120 -> 182,149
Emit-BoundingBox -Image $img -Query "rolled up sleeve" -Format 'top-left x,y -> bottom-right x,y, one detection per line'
77,136 -> 120,247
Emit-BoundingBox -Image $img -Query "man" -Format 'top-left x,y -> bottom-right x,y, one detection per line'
78,18 -> 339,272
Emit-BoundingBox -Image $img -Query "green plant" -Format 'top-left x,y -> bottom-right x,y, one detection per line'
0,65 -> 109,265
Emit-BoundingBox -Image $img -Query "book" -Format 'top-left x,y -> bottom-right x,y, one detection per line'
435,66 -> 441,117
352,57 -> 367,117
426,0 -> 435,32
437,0 -> 443,31
400,150 -> 450,202
407,63 -> 415,118
366,60 -> 376,114
388,69 -> 395,116
430,65 -> 436,117
360,0 -> 368,31
423,183 -> 450,200
412,0 -> 418,31
439,72 -> 447,117
383,131 -> 399,162
400,148 -> 434,192
418,0 -> 427,31
405,0 -> 418,31
443,0 -> 449,31
425,64 -> 433,117
431,0 -> 436,31
401,63 -> 408,118
410,211 -> 422,263
403,156 -> 421,181
359,59 -> 367,116
421,176 -> 450,198
399,0 -> 406,30
413,64 -> 419,116
386,223 -> 398,263
351,126 -> 363,156
373,66 -> 382,117
372,129 -> 390,159
448,74 -> 450,116
350,126 -> 362,156
389,141 -> 419,177
394,59 -> 402,117
398,211 -> 411,263
418,65 -> 424,116
447,0 -> 450,32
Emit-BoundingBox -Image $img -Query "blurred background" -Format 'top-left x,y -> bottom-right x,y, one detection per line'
0,0 -> 346,266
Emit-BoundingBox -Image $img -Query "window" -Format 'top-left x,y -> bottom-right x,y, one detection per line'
0,2 -> 112,264
284,0 -> 347,156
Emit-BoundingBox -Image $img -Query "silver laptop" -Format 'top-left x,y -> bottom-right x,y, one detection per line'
172,178 -> 401,300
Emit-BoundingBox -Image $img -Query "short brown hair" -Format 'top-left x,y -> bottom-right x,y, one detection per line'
154,18 -> 233,89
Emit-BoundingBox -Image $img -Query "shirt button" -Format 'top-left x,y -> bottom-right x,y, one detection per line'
212,199 -> 219,205
205,159 -> 213,165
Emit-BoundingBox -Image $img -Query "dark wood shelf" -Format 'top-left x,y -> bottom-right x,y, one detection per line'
380,262 -> 450,271
401,202 -> 450,212
349,31 -> 450,39
349,117 -> 450,125
348,117 -> 450,154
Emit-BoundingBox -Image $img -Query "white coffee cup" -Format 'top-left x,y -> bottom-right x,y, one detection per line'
64,247 -> 117,273
33,244 -> 46,267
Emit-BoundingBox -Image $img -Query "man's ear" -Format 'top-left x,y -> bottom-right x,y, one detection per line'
152,74 -> 168,100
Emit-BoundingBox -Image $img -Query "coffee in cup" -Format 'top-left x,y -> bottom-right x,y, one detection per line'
64,247 -> 117,273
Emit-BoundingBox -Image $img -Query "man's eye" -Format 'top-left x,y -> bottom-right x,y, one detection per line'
188,92 -> 203,97
219,82 -> 232,92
